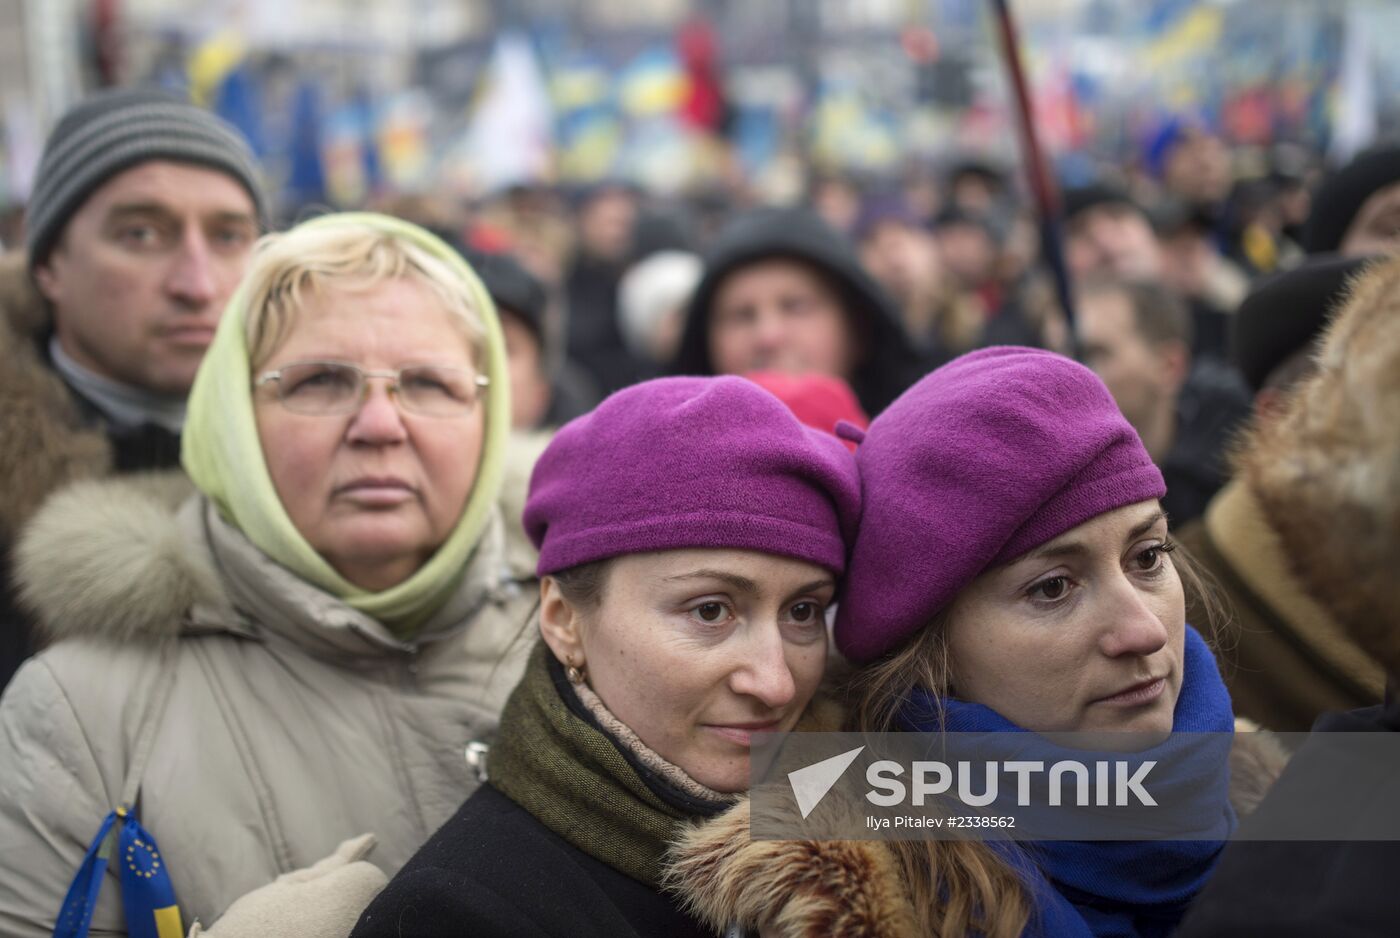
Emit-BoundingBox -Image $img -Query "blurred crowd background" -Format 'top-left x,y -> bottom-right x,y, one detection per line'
4,0 -> 1400,222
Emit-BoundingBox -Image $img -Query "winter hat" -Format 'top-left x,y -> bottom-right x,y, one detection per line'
1302,146 -> 1400,254
670,206 -> 922,416
679,207 -> 890,339
946,157 -> 1009,194
461,247 -> 549,346
618,250 -> 703,359
26,87 -> 268,270
854,193 -> 923,243
1061,183 -> 1141,225
1145,116 -> 1191,179
743,371 -> 869,451
524,376 -> 861,576
1232,254 -> 1376,392
834,347 -> 1165,663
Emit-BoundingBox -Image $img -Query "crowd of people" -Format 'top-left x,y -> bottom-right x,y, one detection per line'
0,83 -> 1398,936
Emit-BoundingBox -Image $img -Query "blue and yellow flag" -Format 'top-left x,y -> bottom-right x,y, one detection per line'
52,812 -> 117,938
119,814 -> 181,938
55,807 -> 182,938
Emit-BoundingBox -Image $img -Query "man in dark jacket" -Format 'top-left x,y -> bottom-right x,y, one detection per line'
1063,183 -> 1244,362
563,182 -> 644,396
1073,276 -> 1251,527
0,88 -> 266,691
671,207 -> 926,417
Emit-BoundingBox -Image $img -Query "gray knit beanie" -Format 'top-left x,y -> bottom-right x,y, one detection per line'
25,87 -> 269,270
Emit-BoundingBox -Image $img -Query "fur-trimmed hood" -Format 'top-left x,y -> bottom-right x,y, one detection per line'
1243,253 -> 1400,680
0,250 -> 111,541
14,472 -> 216,646
13,434 -> 546,649
664,720 -> 1290,938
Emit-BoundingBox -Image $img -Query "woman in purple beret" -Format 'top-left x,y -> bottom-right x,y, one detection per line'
351,375 -> 861,938
669,347 -> 1284,938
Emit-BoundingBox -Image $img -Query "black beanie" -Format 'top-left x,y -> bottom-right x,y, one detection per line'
1061,183 -> 1142,225
1301,146 -> 1400,254
25,87 -> 268,270
1232,253 -> 1376,391
460,248 -> 548,345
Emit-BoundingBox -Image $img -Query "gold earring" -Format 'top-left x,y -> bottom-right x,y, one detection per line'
565,655 -> 585,685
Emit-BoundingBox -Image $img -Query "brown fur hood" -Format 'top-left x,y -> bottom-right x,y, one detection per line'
0,249 -> 112,541
1243,254 -> 1400,679
664,720 -> 1290,937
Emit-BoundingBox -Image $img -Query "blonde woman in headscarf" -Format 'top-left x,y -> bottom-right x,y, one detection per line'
0,214 -> 539,936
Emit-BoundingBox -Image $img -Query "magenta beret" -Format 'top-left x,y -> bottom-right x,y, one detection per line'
524,376 -> 861,576
834,347 -> 1166,663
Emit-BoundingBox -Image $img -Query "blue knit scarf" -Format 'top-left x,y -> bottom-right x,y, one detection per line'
897,626 -> 1236,938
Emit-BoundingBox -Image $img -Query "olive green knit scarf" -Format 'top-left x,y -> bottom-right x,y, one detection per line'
489,643 -> 735,886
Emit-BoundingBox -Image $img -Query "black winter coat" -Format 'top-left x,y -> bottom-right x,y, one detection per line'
1176,693 -> 1400,937
351,783 -> 713,938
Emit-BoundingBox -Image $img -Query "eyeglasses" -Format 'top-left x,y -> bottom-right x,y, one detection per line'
254,360 -> 489,417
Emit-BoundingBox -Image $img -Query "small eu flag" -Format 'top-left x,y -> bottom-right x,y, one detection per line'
55,806 -> 183,938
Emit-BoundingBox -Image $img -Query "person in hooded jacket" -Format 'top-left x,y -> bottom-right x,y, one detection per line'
351,375 -> 863,938
0,214 -> 539,935
1176,253 -> 1400,938
1302,146 -> 1400,257
670,207 -> 927,417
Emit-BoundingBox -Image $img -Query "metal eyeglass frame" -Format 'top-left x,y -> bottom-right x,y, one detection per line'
254,360 -> 490,416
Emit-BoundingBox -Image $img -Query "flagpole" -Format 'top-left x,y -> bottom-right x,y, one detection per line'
988,0 -> 1077,330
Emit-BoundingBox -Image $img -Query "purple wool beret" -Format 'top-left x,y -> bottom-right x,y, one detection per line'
834,347 -> 1166,663
524,376 -> 861,576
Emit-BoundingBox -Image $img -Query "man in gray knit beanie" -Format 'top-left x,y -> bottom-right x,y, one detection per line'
1,87 -> 267,691
24,87 -> 267,399
25,87 -> 268,270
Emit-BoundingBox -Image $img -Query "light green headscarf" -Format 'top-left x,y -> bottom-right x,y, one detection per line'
181,212 -> 511,632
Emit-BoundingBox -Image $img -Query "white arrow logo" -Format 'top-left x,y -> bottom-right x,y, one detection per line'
788,746 -> 865,819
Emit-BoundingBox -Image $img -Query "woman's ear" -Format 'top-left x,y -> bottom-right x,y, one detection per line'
539,576 -> 586,668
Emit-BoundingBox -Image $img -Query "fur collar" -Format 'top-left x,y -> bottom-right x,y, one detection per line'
0,250 -> 49,342
0,250 -> 112,540
1243,254 -> 1400,679
1205,479 -> 1383,697
14,472 -> 217,645
664,720 -> 1289,937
